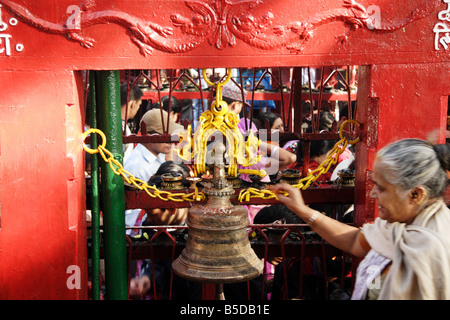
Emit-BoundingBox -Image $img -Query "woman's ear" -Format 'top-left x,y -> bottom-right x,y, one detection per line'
410,187 -> 427,205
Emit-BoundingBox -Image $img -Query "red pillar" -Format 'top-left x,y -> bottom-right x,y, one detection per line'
0,70 -> 88,299
355,63 -> 450,227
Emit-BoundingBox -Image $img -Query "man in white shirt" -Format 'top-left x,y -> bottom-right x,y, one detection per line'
123,108 -> 184,233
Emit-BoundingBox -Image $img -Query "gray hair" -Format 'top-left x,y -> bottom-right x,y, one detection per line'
376,139 -> 449,199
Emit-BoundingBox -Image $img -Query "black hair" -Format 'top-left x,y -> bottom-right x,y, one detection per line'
254,204 -> 304,224
251,117 -> 263,130
291,139 -> 336,169
222,96 -> 236,105
148,161 -> 191,188
152,95 -> 182,114
310,139 -> 337,158
318,110 -> 335,131
120,83 -> 143,107
259,112 -> 282,130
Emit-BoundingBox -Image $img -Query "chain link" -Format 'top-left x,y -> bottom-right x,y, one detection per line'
239,119 -> 360,202
83,120 -> 359,204
83,132 -> 205,202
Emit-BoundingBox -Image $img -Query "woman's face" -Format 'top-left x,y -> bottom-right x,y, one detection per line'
271,118 -> 284,133
370,160 -> 418,224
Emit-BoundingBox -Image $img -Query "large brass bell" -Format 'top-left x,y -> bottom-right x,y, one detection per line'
172,186 -> 263,283
172,156 -> 263,283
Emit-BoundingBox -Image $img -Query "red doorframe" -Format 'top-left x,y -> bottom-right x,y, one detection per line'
0,0 -> 448,299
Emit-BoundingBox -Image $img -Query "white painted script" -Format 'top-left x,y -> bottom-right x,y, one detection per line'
0,4 -> 24,56
434,0 -> 450,50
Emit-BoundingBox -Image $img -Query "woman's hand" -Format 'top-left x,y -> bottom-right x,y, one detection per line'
271,183 -> 312,219
129,275 -> 151,299
272,183 -> 365,258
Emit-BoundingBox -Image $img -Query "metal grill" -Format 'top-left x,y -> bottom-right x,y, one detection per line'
86,66 -> 358,300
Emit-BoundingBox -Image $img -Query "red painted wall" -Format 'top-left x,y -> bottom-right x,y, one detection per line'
373,63 -> 449,145
354,63 -> 450,226
0,70 -> 87,299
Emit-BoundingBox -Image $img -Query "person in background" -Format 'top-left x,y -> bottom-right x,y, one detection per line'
285,139 -> 338,183
221,82 -> 252,132
257,111 -> 286,181
273,139 -> 450,300
152,95 -> 183,124
221,83 -> 296,222
129,161 -> 201,300
259,111 -> 285,135
318,109 -> 335,132
120,83 -> 143,162
252,204 -> 313,300
307,139 -> 339,182
123,108 -> 183,235
144,161 -> 190,226
254,204 -> 352,300
151,97 -> 187,162
221,83 -> 296,178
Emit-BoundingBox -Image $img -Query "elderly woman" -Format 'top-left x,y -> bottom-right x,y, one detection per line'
272,139 -> 450,300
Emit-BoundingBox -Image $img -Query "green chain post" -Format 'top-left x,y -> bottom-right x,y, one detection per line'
95,70 -> 128,300
89,71 -> 101,300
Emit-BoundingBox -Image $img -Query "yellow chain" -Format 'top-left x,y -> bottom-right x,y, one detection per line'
82,129 -> 205,202
238,119 -> 360,202
83,119 -> 359,204
175,68 -> 264,178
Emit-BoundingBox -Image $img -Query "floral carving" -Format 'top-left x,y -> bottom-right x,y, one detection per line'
172,0 -> 439,53
170,0 -> 263,49
0,0 -> 439,56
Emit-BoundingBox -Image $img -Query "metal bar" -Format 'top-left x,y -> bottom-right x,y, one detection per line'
126,235 -> 133,299
279,227 -> 307,299
287,68 -> 294,132
140,90 -> 353,102
321,239 -> 329,299
276,68 -> 286,131
250,68 -> 256,122
248,226 -> 269,300
197,68 -> 206,114
347,66 -> 353,121
97,228 -> 345,260
316,66 -> 325,132
298,227 -> 306,300
292,67 -> 303,135
307,67 -> 315,133
96,70 -> 128,300
280,229 -> 289,299
89,71 -> 101,301
124,186 -> 355,210
148,228 -> 177,300
149,229 -> 164,299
